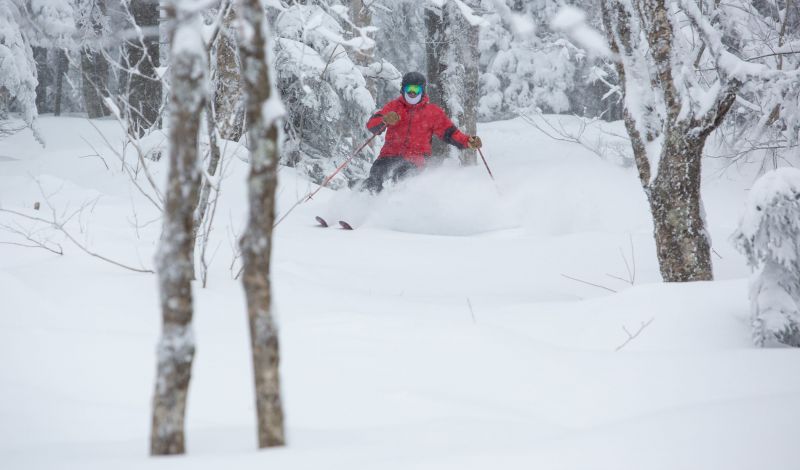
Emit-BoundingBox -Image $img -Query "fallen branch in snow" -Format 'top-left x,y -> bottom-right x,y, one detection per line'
561,273 -> 617,293
466,297 -> 477,324
0,203 -> 154,274
0,220 -> 64,255
615,318 -> 654,351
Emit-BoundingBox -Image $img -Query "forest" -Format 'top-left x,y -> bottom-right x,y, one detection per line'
1,0 -> 799,468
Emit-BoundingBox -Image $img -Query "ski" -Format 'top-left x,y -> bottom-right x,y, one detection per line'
315,216 -> 329,227
338,220 -> 354,230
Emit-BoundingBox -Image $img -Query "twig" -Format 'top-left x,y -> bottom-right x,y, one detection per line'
561,273 -> 617,293
0,220 -> 64,255
615,318 -> 655,351
0,207 -> 154,274
466,297 -> 477,324
607,234 -> 636,285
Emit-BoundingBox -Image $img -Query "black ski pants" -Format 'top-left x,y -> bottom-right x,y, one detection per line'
363,157 -> 419,193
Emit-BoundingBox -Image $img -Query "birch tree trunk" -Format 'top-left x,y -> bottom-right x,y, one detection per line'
150,4 -> 206,456
236,0 -> 286,449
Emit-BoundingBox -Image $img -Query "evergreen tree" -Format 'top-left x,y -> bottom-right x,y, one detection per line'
733,168 -> 800,348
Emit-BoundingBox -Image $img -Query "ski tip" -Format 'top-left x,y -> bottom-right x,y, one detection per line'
338,220 -> 354,230
315,216 -> 329,227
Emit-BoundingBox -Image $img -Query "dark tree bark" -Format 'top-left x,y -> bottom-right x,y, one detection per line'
80,0 -> 110,118
150,5 -> 206,456
81,0 -> 109,119
53,50 -> 67,117
33,47 -> 50,113
81,48 -> 110,118
236,0 -> 286,449
125,0 -> 162,136
213,4 -> 244,141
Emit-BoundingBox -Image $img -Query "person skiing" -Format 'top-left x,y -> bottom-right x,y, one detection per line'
362,71 -> 482,193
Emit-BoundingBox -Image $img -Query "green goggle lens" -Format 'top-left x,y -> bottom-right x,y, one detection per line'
404,84 -> 422,95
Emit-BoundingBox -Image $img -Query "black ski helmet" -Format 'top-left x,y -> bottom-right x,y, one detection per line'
401,72 -> 427,94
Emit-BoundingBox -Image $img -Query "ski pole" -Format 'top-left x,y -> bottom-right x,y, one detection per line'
477,147 -> 495,181
273,133 -> 378,228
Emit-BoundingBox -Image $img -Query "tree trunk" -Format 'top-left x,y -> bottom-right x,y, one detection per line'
349,0 -> 376,99
33,47 -> 50,113
445,0 -> 479,166
649,128 -> 713,282
424,5 -> 449,164
53,50 -> 67,117
214,5 -> 244,141
600,0 -> 739,283
150,5 -> 206,456
236,0 -> 286,449
81,0 -> 110,119
81,48 -> 110,118
191,100 -> 223,283
126,0 -> 162,136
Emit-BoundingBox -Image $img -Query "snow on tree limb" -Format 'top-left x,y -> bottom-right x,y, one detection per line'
550,5 -> 611,57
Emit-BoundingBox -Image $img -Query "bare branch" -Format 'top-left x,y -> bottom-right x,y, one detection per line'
0,207 -> 154,274
561,273 -> 617,293
615,318 -> 655,351
0,220 -> 64,255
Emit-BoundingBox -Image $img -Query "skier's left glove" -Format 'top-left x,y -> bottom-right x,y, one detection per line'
468,135 -> 482,149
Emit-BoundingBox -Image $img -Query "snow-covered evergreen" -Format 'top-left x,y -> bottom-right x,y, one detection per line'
270,1 -> 393,187
733,168 -> 800,348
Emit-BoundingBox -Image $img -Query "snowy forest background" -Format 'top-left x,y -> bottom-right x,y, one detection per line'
2,0 -> 800,467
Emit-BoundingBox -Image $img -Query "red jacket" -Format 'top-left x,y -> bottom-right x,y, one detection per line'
366,95 -> 471,168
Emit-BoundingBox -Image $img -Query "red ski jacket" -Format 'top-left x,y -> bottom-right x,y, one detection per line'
366,95 -> 471,168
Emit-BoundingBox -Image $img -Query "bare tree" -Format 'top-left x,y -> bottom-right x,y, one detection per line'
150,2 -> 207,456
237,0 -> 286,448
600,0 -> 740,282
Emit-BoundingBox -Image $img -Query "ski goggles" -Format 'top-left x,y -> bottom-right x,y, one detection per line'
404,84 -> 423,95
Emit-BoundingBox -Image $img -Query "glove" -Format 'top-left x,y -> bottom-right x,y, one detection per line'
382,111 -> 400,126
468,135 -> 482,149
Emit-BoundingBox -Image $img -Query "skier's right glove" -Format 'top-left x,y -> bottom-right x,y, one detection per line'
382,112 -> 400,126
468,135 -> 483,149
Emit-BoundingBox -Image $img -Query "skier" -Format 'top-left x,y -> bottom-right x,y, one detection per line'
363,71 -> 482,193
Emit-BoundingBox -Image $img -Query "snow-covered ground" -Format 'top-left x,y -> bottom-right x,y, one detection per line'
1,116 -> 798,470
